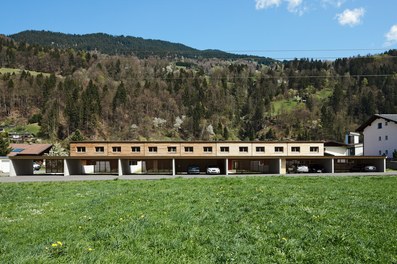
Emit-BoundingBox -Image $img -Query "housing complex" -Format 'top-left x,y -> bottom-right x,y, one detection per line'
6,114 -> 396,176
6,140 -> 385,176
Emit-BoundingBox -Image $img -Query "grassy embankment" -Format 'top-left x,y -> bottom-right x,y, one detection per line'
1,176 -> 396,263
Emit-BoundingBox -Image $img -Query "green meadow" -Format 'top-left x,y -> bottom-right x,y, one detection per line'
1,176 -> 396,263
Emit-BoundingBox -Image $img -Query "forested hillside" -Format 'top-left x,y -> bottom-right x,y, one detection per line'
0,33 -> 396,143
10,30 -> 274,64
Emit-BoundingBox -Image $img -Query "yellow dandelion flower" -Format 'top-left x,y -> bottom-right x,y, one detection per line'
51,243 -> 58,247
88,248 -> 93,251
282,237 -> 288,241
57,241 -> 63,246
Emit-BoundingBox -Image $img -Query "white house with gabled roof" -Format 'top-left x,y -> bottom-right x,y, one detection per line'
356,114 -> 397,159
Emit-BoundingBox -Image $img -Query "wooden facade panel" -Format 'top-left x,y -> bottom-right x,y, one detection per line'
69,141 -> 325,158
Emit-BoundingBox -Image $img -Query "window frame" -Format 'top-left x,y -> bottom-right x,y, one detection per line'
131,146 -> 141,153
167,146 -> 177,153
184,146 -> 194,153
112,146 -> 121,153
256,146 -> 265,152
291,146 -> 301,153
203,146 -> 213,153
275,146 -> 284,153
95,146 -> 105,153
239,146 -> 249,153
220,146 -> 229,153
310,146 -> 319,153
148,146 -> 158,153
76,146 -> 86,153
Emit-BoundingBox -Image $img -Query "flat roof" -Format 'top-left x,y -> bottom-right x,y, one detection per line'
70,140 -> 325,144
8,155 -> 386,160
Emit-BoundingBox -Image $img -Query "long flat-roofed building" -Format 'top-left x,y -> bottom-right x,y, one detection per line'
7,141 -> 386,176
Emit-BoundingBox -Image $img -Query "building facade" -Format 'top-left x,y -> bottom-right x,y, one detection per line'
356,114 -> 397,158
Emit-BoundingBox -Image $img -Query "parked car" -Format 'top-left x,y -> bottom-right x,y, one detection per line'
296,164 -> 309,173
350,164 -> 377,172
187,165 -> 200,174
206,166 -> 220,175
309,164 -> 325,173
33,162 -> 41,171
364,165 -> 377,172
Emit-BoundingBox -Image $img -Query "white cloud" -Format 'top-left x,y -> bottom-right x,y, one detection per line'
255,0 -> 282,10
255,0 -> 306,15
321,0 -> 345,8
384,24 -> 397,47
286,0 -> 306,15
336,8 -> 365,27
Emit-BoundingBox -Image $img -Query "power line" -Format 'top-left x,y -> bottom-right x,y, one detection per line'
144,74 -> 397,81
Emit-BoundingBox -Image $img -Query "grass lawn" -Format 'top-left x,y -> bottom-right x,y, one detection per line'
1,176 -> 396,263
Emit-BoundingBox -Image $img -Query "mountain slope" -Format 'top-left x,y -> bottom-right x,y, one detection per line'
10,30 -> 275,63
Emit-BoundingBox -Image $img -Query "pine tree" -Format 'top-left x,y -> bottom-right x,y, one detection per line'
0,137 -> 12,156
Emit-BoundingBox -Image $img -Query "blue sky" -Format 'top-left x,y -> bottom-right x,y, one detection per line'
2,0 -> 397,59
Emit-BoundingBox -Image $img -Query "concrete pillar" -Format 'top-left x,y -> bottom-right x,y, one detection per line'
279,158 -> 287,174
225,158 -> 229,175
331,159 -> 335,173
64,159 -> 70,176
383,158 -> 386,173
9,159 -> 16,177
118,159 -> 123,176
172,158 -> 176,176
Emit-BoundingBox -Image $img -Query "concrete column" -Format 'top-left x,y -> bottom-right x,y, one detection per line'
278,158 -> 287,175
383,158 -> 386,173
172,159 -> 176,176
225,158 -> 229,175
118,159 -> 123,176
331,159 -> 335,173
64,159 -> 70,176
9,159 -> 16,177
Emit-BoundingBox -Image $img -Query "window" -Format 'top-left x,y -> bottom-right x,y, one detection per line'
148,147 -> 158,153
95,146 -> 104,153
310,146 -> 319,153
256,146 -> 265,152
385,121 -> 388,126
379,150 -> 382,155
131,146 -> 141,153
378,123 -> 382,129
77,146 -> 86,153
337,159 -> 347,164
168,146 -> 177,153
291,147 -> 300,153
112,146 -> 121,152
184,146 -> 193,152
379,136 -> 382,141
239,146 -> 248,152
385,135 -> 388,140
220,146 -> 229,152
129,160 -> 137,166
275,147 -> 284,153
385,150 -> 389,155
203,146 -> 213,153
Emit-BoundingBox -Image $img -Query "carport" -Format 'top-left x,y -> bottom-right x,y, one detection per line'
285,157 -> 334,174
334,156 -> 386,173
227,158 -> 280,174
10,156 -> 65,176
119,158 -> 173,175
176,158 -> 226,175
